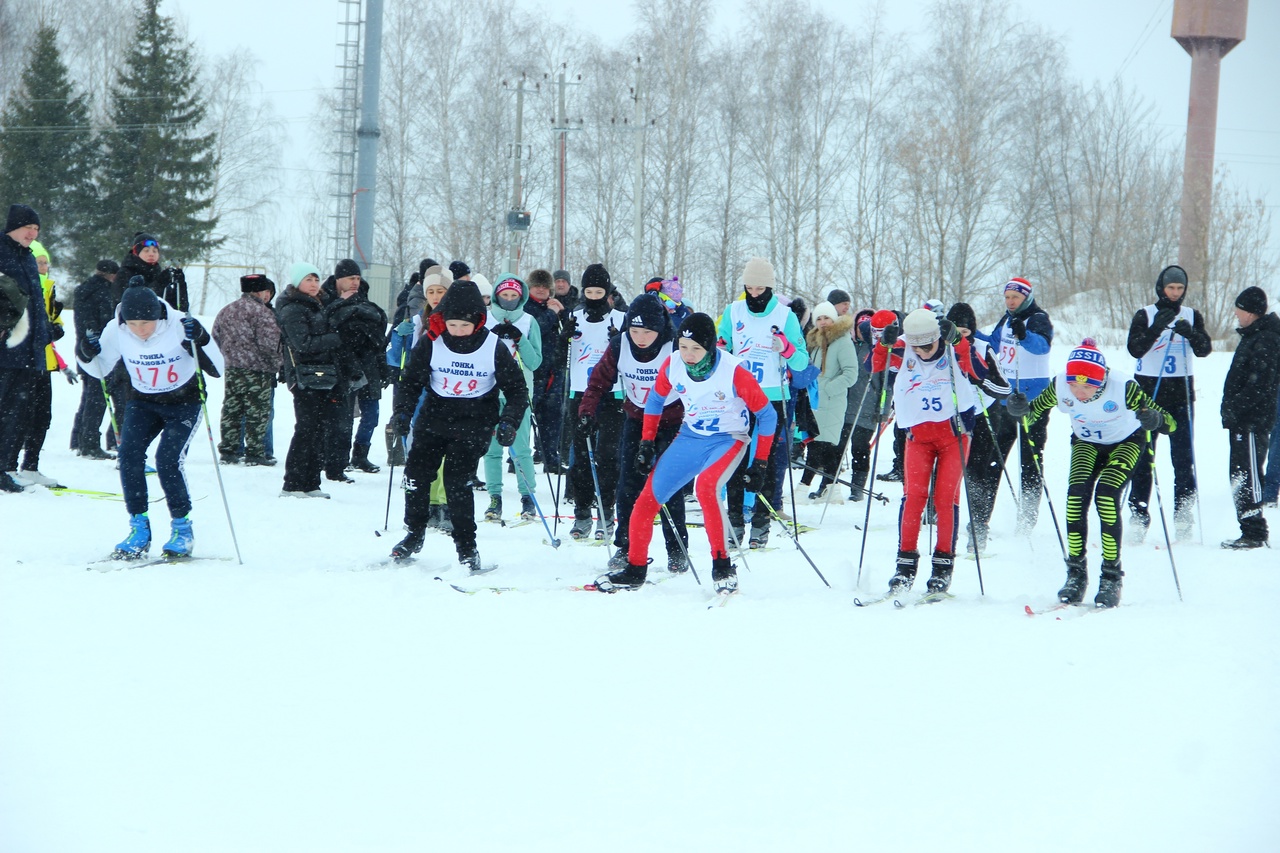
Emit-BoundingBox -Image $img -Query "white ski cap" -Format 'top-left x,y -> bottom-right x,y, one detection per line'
902,308 -> 940,347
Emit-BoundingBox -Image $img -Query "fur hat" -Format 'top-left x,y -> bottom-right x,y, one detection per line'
1066,338 -> 1107,387
902,308 -> 940,347
678,312 -> 718,353
527,268 -> 553,291
240,274 -> 275,294
1235,285 -> 1268,316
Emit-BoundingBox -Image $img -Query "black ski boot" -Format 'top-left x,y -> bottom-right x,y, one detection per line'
888,550 -> 919,595
391,527 -> 427,561
596,560 -> 648,592
1126,509 -> 1150,545
1094,561 -> 1124,609
849,468 -> 869,502
350,442 -> 380,474
667,548 -> 690,574
570,507 -> 593,541
926,552 -> 954,594
749,520 -> 770,549
607,548 -> 629,571
711,556 -> 738,594
459,547 -> 483,574
1058,555 -> 1088,604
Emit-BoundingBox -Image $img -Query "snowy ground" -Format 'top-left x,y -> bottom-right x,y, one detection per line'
3,316 -> 1278,852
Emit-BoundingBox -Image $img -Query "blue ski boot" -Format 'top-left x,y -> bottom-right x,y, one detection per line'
161,516 -> 195,559
113,514 -> 151,560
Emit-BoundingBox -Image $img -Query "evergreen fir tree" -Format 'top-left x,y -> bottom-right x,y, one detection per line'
89,0 -> 220,266
0,24 -> 99,275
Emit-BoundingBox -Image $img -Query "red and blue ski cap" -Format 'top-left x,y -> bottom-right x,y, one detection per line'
1004,277 -> 1033,299
1066,338 -> 1107,387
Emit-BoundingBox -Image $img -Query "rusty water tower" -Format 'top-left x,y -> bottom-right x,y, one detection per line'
1172,0 -> 1248,286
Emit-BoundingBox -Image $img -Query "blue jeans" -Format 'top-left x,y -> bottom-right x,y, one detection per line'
119,398 -> 201,518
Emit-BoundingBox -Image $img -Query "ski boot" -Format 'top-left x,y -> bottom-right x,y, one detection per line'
749,520 -> 770,549
1094,561 -> 1123,608
849,468 -> 869,502
459,547 -> 483,574
667,548 -> 690,574
113,513 -> 152,560
161,516 -> 195,559
349,443 -> 380,474
570,509 -> 594,541
877,466 -> 903,483
244,454 -> 277,467
926,552 -> 954,594
595,559 -> 648,592
607,548 -> 629,571
595,507 -> 615,542
426,505 -> 443,530
807,484 -> 828,502
390,527 -> 427,561
888,550 -> 919,595
326,470 -> 355,484
730,522 -> 746,549
1058,555 -> 1088,604
711,556 -> 738,594
0,472 -> 24,493
1125,510 -> 1150,545
436,505 -> 453,534
519,495 -> 537,522
1220,535 -> 1267,550
965,521 -> 988,557
484,495 -> 503,522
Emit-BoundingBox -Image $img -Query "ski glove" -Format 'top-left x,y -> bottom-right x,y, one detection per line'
561,316 -> 578,341
395,319 -> 414,337
494,321 -> 522,343
1010,317 -> 1027,341
62,367 -> 79,385
1152,307 -> 1179,332
1171,318 -> 1194,339
390,412 -> 412,437
81,330 -> 101,358
636,440 -> 657,474
741,459 -> 770,492
577,412 -> 594,434
495,419 -> 518,447
1006,391 -> 1031,418
771,331 -> 796,359
1137,407 -> 1173,434
880,323 -> 900,347
938,318 -> 961,346
180,316 -> 209,346
385,423 -> 407,466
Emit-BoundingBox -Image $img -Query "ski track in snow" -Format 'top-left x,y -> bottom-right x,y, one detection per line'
2,316 -> 1278,851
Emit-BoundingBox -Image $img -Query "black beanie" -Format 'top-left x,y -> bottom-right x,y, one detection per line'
438,281 -> 486,326
1235,285 -> 1268,316
678,312 -> 718,353
419,258 -> 438,278
131,232 -> 159,254
581,263 -> 612,293
626,293 -> 668,333
1156,265 -> 1188,301
827,288 -> 851,307
120,279 -> 163,321
946,302 -> 977,331
241,273 -> 275,294
96,259 -> 120,275
334,258 -> 361,279
449,260 -> 471,279
5,204 -> 40,233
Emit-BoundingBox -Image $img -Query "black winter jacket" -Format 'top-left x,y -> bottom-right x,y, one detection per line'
1221,312 -> 1280,433
115,252 -> 178,309
524,296 -> 563,390
0,234 -> 51,369
74,274 -> 117,342
276,286 -> 342,390
326,289 -> 389,399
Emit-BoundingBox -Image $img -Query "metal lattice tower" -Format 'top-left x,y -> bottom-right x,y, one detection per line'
329,0 -> 363,269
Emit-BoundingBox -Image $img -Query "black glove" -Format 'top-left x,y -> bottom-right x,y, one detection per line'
1137,407 -> 1163,433
577,412 -> 594,434
49,323 -> 65,341
495,419 -> 518,447
984,349 -> 1002,377
561,315 -> 578,340
51,298 -> 64,321
938,318 -> 960,346
636,439 -> 657,474
82,330 -> 101,358
494,321 -> 522,343
385,422 -> 406,466
180,316 -> 210,346
1152,307 -> 1178,332
1010,317 -> 1027,341
880,323 -> 899,347
1171,318 -> 1194,338
1006,392 -> 1030,418
390,412 -> 412,437
741,459 -> 770,492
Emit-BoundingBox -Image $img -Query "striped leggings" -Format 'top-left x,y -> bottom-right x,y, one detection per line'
1065,434 -> 1142,562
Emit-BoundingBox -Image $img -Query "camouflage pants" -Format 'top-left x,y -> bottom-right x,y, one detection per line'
218,368 -> 274,458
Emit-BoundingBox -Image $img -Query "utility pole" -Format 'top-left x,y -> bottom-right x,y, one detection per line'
505,76 -> 531,276
353,0 -> 383,268
630,57 -> 646,295
1172,0 -> 1248,285
548,68 -> 583,273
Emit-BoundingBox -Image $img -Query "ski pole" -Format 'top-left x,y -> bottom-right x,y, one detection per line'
794,459 -> 890,503
1017,411 -> 1068,562
659,502 -> 701,585
945,342 -> 984,595
756,494 -> 830,587
1182,337 -> 1205,544
775,341 -> 802,544
100,377 -> 121,446
510,421 -> 561,548
585,432 -> 610,538
820,370 -> 876,523
1145,429 -> 1183,601
857,378 -> 890,587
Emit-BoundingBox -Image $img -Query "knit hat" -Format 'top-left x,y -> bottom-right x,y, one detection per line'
812,301 -> 838,322
473,275 -> 493,300
660,275 -> 683,303
869,309 -> 898,331
740,257 -> 775,289
627,293 -> 668,333
494,276 -> 522,300
240,273 -> 275,294
946,302 -> 977,332
334,258 -> 361,279
1004,277 -> 1033,299
678,312 -> 718,353
438,281 -> 486,326
449,260 -> 471,279
120,279 -> 163,321
5,204 -> 39,233
553,269 -> 571,284
1066,338 -> 1107,387
96,259 -> 120,275
923,299 -> 945,317
288,262 -> 321,286
131,232 -> 160,254
1235,285 -> 1268,316
826,288 -> 851,307
30,240 -> 48,261
902,308 -> 940,347
422,272 -> 449,293
581,263 -> 612,293
1155,265 -> 1188,300
854,308 -> 874,326
418,258 -> 438,278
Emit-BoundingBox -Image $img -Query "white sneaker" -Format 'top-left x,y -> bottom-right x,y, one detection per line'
18,470 -> 61,487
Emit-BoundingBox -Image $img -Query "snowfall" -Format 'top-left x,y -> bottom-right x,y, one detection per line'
2,310 -> 1278,853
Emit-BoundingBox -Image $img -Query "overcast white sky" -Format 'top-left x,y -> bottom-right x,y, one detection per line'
170,0 -> 1279,257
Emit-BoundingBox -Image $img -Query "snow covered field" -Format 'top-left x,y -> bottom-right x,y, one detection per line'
3,316 -> 1278,852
